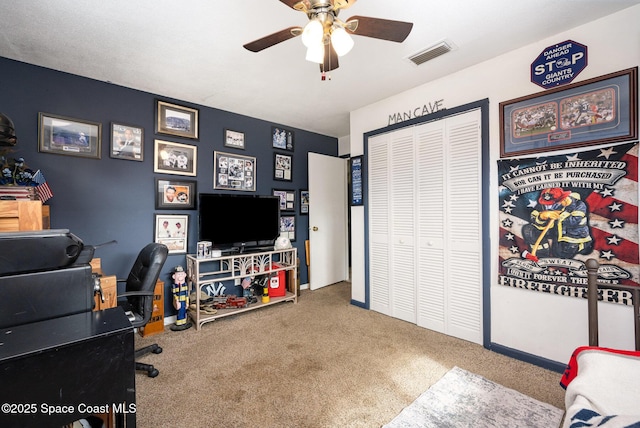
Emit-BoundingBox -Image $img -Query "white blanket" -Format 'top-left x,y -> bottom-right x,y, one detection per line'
563,348 -> 640,428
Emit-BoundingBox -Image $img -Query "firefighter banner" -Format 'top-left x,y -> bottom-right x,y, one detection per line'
498,142 -> 639,305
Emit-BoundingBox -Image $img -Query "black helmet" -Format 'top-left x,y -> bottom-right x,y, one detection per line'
0,113 -> 17,146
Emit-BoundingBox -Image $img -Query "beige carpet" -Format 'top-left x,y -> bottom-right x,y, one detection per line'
134,282 -> 565,427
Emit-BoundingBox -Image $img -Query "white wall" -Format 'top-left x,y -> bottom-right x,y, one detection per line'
338,135 -> 350,157
350,6 -> 640,364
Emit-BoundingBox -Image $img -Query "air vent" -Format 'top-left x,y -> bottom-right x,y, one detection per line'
407,41 -> 453,66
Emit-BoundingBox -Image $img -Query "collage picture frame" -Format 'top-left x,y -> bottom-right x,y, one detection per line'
274,152 -> 293,181
280,215 -> 296,242
273,189 -> 296,212
213,151 -> 256,191
272,126 -> 294,151
300,189 -> 309,215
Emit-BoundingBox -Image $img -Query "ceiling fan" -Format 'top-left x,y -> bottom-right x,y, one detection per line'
243,0 -> 413,75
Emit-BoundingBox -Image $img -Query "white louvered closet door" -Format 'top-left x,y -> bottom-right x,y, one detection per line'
368,133 -> 391,315
415,120 -> 447,332
443,110 -> 482,343
368,109 -> 483,345
388,127 -> 416,323
416,109 -> 482,344
368,127 -> 416,323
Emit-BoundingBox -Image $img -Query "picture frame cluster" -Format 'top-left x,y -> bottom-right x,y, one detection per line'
151,99 -> 201,254
36,98 -> 311,255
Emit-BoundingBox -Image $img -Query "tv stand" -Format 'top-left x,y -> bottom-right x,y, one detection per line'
185,248 -> 297,330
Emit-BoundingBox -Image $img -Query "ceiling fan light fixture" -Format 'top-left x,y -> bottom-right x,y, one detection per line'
331,26 -> 354,56
301,19 -> 323,48
305,43 -> 324,63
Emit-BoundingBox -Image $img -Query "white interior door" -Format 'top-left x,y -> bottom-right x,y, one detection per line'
308,152 -> 348,290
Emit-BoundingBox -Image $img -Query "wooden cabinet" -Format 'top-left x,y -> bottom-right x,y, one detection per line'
0,200 -> 49,232
139,280 -> 165,337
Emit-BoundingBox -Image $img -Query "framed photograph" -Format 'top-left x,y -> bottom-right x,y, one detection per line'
153,139 -> 197,176
214,151 -> 256,191
273,189 -> 296,212
110,122 -> 143,161
300,190 -> 309,215
280,215 -> 296,242
38,112 -> 102,159
274,152 -> 293,181
350,155 -> 363,206
272,126 -> 294,151
155,178 -> 197,210
224,129 -> 245,150
155,214 -> 189,254
156,100 -> 199,140
500,67 -> 638,158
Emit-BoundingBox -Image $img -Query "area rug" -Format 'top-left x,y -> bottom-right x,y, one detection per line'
384,366 -> 564,428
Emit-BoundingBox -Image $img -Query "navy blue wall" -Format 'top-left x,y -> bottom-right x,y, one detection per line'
0,56 -> 337,317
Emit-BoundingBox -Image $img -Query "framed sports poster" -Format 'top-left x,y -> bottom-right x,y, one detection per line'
154,214 -> 189,254
213,151 -> 256,192
500,67 -> 637,158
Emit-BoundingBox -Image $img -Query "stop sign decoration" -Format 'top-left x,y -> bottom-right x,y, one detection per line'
531,40 -> 587,89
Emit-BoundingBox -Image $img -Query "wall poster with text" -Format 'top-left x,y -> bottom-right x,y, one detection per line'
498,142 -> 639,306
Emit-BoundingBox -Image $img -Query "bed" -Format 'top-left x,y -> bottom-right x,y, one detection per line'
560,259 -> 640,428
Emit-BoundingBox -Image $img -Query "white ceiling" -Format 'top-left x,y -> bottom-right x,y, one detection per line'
1,0 -> 639,138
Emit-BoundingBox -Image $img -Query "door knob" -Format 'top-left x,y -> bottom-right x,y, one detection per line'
312,226 -> 319,231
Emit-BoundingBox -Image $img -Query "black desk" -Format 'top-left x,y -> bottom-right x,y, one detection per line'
0,307 -> 135,427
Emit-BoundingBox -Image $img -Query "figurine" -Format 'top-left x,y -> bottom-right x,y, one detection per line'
170,265 -> 192,331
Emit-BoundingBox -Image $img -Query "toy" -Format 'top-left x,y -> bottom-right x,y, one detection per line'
170,265 -> 192,331
209,295 -> 248,309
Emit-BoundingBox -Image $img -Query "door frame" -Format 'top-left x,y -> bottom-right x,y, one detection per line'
362,99 -> 491,348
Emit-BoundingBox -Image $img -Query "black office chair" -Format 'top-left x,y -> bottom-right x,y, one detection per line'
117,243 -> 169,378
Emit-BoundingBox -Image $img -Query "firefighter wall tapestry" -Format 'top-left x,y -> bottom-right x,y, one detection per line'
498,142 -> 639,304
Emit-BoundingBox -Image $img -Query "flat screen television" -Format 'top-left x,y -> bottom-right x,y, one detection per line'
198,193 -> 280,252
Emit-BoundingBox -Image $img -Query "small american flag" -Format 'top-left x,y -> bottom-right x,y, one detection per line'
241,277 -> 252,289
32,169 -> 53,203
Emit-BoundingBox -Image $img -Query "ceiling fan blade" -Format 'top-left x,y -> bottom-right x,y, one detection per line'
321,41 -> 339,72
345,15 -> 413,42
243,27 -> 302,52
280,0 -> 309,11
332,0 -> 357,10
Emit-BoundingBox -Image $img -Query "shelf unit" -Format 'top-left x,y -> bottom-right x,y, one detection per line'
186,248 -> 297,330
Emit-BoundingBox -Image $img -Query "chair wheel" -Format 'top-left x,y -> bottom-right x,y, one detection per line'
148,368 -> 159,378
153,346 -> 163,354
